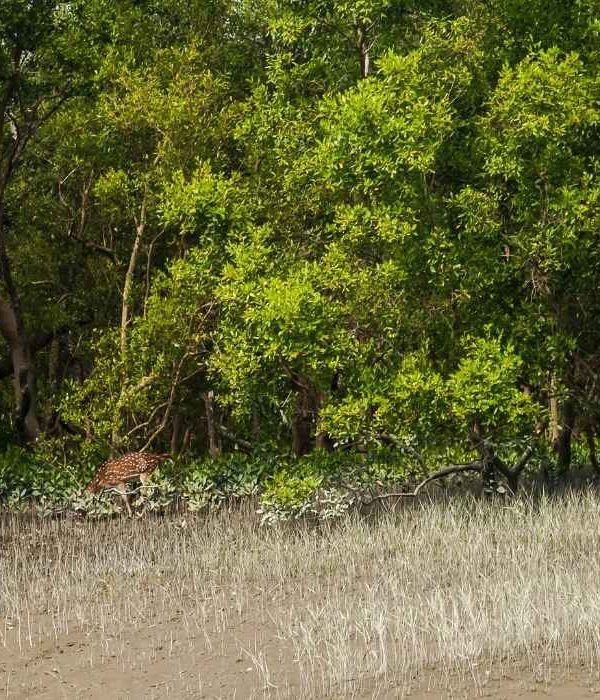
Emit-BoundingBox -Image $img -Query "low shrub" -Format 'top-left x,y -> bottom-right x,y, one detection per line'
0,442 -> 415,520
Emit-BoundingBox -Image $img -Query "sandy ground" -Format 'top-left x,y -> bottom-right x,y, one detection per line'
2,608 -> 600,699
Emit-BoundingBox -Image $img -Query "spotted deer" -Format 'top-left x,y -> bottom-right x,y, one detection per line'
85,452 -> 171,516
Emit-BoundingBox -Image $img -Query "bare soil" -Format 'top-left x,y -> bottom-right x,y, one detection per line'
2,616 -> 600,699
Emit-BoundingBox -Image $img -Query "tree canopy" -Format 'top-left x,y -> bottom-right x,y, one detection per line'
2,0 -> 600,494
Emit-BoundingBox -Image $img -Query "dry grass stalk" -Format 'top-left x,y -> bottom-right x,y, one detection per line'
1,493 -> 600,697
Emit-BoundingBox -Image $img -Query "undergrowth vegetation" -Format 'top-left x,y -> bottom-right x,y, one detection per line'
0,443 -> 421,521
1,439 -> 598,523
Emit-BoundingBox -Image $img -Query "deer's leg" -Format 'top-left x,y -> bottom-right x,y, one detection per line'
116,481 -> 132,517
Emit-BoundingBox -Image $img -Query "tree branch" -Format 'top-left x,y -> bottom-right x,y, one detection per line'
0,318 -> 92,380
218,424 -> 253,451
513,445 -> 535,474
139,353 -> 198,452
377,433 -> 429,479
412,462 -> 483,496
360,461 -> 484,501
120,192 -> 147,355
347,433 -> 537,502
69,233 -> 119,263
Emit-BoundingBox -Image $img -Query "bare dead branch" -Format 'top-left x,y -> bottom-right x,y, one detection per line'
123,399 -> 169,440
120,191 -> 147,355
218,424 -> 253,451
377,433 -> 429,479
412,462 -> 483,496
343,461 -> 483,503
69,236 -> 119,263
512,445 -> 535,475
139,352 -> 198,452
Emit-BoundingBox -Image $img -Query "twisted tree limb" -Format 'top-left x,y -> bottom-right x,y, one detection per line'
377,433 -> 428,479
493,445 -> 535,492
346,435 -> 536,503
350,461 -> 484,503
218,424 -> 253,452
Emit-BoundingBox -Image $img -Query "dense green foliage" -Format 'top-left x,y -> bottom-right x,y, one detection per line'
2,0 -> 600,511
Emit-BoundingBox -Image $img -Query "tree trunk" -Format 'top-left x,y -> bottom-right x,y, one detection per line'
0,299 -> 39,442
251,406 -> 261,442
478,441 -> 499,495
356,23 -> 371,79
0,213 -> 39,442
554,398 -> 576,478
315,431 -> 333,451
470,419 -> 498,495
112,196 -> 147,452
549,374 -> 560,445
290,377 -> 333,456
170,412 -> 182,456
120,201 -> 146,355
205,389 -> 221,457
182,425 -> 192,453
0,47 -> 73,444
291,383 -> 313,457
48,334 -> 61,387
314,390 -> 333,451
585,425 -> 599,473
